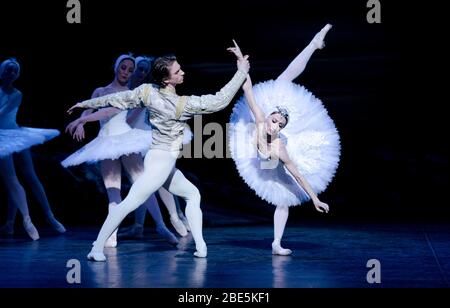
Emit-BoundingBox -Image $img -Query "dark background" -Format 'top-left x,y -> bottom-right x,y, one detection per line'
1,0 -> 447,227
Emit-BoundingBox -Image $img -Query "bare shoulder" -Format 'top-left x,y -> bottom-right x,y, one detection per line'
8,89 -> 23,102
272,138 -> 289,160
13,89 -> 23,98
92,86 -> 106,98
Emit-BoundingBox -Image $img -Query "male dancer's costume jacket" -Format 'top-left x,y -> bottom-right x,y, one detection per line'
79,70 -> 247,151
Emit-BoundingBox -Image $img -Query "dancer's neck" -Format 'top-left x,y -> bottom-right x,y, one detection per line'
1,84 -> 15,94
111,78 -> 129,90
165,84 -> 177,92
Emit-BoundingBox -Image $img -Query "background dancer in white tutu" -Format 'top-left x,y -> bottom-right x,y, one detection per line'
0,58 -> 66,240
228,24 -> 340,255
119,55 -> 191,239
67,47 -> 250,261
62,54 -> 181,247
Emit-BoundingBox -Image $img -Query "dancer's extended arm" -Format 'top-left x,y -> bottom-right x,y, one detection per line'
241,75 -> 265,124
65,107 -> 122,140
67,84 -> 151,113
179,41 -> 250,119
278,142 -> 330,213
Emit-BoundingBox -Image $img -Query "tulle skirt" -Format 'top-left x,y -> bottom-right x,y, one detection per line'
0,127 -> 59,158
61,128 -> 152,167
228,80 -> 341,207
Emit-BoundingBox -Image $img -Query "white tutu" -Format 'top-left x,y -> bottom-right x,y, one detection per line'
229,80 -> 341,207
0,127 -> 59,158
61,111 -> 152,167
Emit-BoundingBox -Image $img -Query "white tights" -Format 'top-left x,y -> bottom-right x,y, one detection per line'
90,149 -> 206,260
276,24 -> 332,82
273,206 -> 292,255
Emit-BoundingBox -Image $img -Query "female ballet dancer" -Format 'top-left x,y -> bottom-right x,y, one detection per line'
0,58 -> 66,240
67,47 -> 250,261
62,54 -> 180,247
120,55 -> 191,238
228,24 -> 340,255
128,55 -> 154,89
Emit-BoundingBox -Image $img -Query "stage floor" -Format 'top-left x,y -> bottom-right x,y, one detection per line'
1,221 -> 449,288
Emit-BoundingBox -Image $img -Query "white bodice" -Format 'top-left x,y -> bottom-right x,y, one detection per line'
98,110 -> 132,137
0,89 -> 20,129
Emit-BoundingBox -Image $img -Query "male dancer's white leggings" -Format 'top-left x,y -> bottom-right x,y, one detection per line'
91,148 -> 205,253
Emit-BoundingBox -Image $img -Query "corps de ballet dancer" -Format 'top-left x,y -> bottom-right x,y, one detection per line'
0,58 -> 66,240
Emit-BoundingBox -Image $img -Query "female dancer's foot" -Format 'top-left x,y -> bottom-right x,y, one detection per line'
0,221 -> 14,235
23,217 -> 40,241
104,230 -> 118,248
272,241 -> 292,256
156,225 -> 179,246
194,241 -> 207,258
87,249 -> 106,262
47,215 -> 66,233
170,215 -> 188,237
312,23 -> 332,49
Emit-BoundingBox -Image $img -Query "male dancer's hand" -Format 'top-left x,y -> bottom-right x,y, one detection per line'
67,103 -> 82,114
237,55 -> 250,74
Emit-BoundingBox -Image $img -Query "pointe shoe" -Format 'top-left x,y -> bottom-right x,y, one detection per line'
87,250 -> 106,262
47,215 -> 66,233
312,23 -> 333,49
156,226 -> 179,246
194,241 -> 207,258
23,218 -> 40,241
118,225 -> 144,239
0,222 -> 14,235
272,242 -> 292,256
170,216 -> 188,237
104,231 -> 118,248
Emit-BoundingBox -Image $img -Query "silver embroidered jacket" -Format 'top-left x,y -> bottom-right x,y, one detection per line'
79,70 -> 247,151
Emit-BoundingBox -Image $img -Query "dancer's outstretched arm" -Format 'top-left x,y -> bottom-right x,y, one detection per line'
181,67 -> 248,117
241,76 -> 265,124
77,88 -> 107,122
278,142 -> 330,213
277,24 -> 332,82
67,84 -> 150,114
180,41 -> 250,118
65,107 -> 122,140
69,88 -> 109,140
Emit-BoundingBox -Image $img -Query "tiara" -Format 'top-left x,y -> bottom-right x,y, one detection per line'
275,105 -> 289,120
